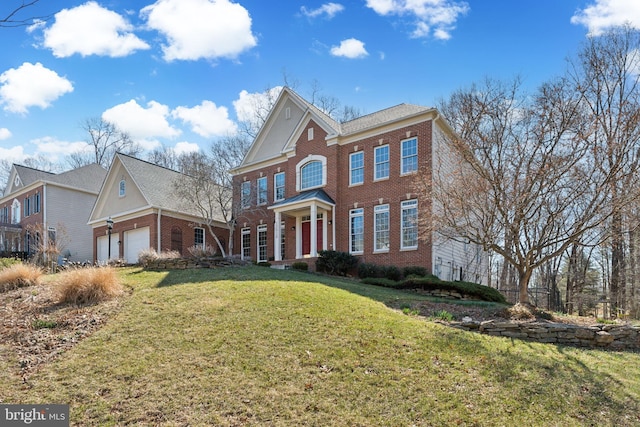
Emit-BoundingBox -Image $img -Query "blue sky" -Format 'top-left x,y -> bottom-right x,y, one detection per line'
0,0 -> 637,166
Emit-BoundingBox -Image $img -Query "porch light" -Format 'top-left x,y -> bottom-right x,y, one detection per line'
106,217 -> 114,260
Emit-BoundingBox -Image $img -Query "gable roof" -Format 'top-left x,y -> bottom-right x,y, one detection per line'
3,163 -> 106,198
233,87 -> 435,174
90,153 -> 228,223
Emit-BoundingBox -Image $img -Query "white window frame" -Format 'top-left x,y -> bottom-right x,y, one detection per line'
119,179 -> 126,197
274,172 -> 285,201
401,199 -> 418,250
194,227 -> 205,249
349,208 -> 364,254
11,199 -> 20,224
241,181 -> 251,209
374,204 -> 390,252
401,137 -> 418,175
349,151 -> 364,186
296,155 -> 327,191
241,227 -> 251,260
257,224 -> 268,263
374,145 -> 390,180
257,177 -> 268,205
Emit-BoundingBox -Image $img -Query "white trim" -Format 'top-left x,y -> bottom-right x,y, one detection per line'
349,151 -> 364,186
401,137 -> 418,175
349,207 -> 364,254
374,204 -> 390,253
400,199 -> 419,250
274,171 -> 285,201
296,155 -> 327,191
374,145 -> 390,181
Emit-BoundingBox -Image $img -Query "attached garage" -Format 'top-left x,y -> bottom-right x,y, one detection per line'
96,235 -> 110,263
124,227 -> 150,264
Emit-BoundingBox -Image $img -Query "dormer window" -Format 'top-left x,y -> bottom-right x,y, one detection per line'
119,179 -> 126,197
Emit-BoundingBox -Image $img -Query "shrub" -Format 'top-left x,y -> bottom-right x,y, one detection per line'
187,245 -> 219,259
256,261 -> 272,267
402,277 -> 507,303
382,265 -> 402,281
430,310 -> 455,322
55,266 -> 124,305
138,249 -> 181,266
291,262 -> 308,271
315,250 -> 358,276
0,263 -> 43,292
403,266 -> 427,278
361,277 -> 403,288
357,262 -> 379,279
0,257 -> 20,270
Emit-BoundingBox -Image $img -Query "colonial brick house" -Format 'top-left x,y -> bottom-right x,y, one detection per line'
0,163 -> 107,262
88,153 -> 229,264
231,87 -> 487,283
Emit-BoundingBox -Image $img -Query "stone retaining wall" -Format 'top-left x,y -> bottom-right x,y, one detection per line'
451,319 -> 640,351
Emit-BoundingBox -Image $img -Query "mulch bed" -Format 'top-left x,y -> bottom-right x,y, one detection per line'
0,282 -> 127,384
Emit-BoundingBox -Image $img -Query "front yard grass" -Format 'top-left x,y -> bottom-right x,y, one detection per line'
1,266 -> 639,426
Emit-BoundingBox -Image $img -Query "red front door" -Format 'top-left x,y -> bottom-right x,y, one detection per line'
302,219 -> 323,255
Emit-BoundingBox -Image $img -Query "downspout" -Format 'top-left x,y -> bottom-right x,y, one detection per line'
157,208 -> 162,252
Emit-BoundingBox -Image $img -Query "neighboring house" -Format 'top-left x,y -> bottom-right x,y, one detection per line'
88,153 -> 229,264
230,87 -> 487,284
0,163 -> 107,262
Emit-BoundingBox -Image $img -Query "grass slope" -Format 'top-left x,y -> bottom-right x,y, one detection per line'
2,266 -> 640,426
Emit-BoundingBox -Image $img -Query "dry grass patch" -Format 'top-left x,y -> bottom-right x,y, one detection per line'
55,266 -> 124,304
0,263 -> 43,292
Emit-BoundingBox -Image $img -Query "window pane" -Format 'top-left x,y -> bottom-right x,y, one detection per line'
258,225 -> 267,262
374,205 -> 389,251
241,181 -> 251,208
350,208 -> 364,253
301,161 -> 323,189
275,172 -> 285,201
375,146 -> 389,179
195,228 -> 204,248
401,200 -> 418,248
241,228 -> 251,260
350,152 -> 364,185
257,177 -> 267,205
402,138 -> 418,174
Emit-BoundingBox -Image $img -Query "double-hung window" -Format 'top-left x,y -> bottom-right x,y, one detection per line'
374,204 -> 390,252
401,200 -> 418,249
241,228 -> 251,260
374,145 -> 389,180
401,137 -> 418,174
350,208 -> 364,254
257,177 -> 267,205
241,181 -> 251,209
194,227 -> 205,249
274,172 -> 285,201
350,151 -> 364,185
257,224 -> 267,263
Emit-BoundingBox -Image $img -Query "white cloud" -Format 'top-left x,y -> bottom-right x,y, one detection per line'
141,0 -> 257,61
330,38 -> 369,58
173,141 -> 200,155
43,1 -> 149,58
172,100 -> 238,138
0,62 -> 73,114
571,0 -> 640,35
0,128 -> 11,140
366,0 -> 469,40
32,136 -> 91,162
301,3 -> 345,19
233,87 -> 283,124
102,99 -> 181,143
0,146 -> 26,163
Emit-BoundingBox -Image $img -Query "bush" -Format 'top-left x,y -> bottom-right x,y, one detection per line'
55,266 -> 124,305
0,263 -> 43,292
256,261 -> 271,267
187,245 -> 220,259
361,277 -> 403,288
138,249 -> 181,266
291,262 -> 308,271
0,257 -> 20,271
382,265 -> 402,281
358,262 -> 381,279
403,266 -> 427,277
315,250 -> 358,276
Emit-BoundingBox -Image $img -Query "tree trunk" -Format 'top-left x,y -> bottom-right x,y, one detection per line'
518,268 -> 533,305
611,210 -> 624,317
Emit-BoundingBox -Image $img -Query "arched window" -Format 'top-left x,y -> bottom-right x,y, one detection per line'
296,155 -> 327,191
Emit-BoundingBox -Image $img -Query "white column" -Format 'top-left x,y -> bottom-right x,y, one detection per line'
274,211 -> 282,261
310,202 -> 318,257
322,210 -> 328,251
295,216 -> 302,259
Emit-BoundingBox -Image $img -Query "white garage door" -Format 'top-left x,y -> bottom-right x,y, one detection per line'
124,227 -> 150,264
96,235 -> 109,263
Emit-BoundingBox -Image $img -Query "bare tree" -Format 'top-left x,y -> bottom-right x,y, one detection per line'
420,76 -> 613,305
2,0 -> 52,27
146,144 -> 182,171
567,26 -> 640,316
67,118 -> 142,169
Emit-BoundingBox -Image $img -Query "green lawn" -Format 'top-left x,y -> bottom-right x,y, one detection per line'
2,266 -> 640,426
